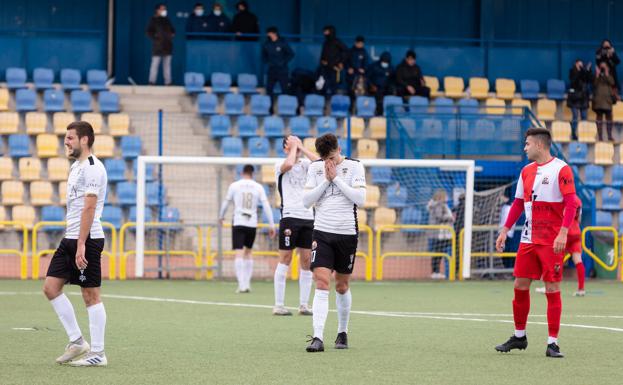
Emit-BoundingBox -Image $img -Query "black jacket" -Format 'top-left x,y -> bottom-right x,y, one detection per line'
368,52 -> 393,89
596,47 -> 620,84
206,13 -> 231,33
232,10 -> 259,41
146,16 -> 175,56
567,66 -> 593,109
185,14 -> 209,39
320,27 -> 348,68
395,60 -> 424,89
262,38 -> 294,71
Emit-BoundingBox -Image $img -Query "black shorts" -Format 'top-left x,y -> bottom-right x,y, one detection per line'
232,226 -> 257,250
46,237 -> 105,288
279,217 -> 314,250
310,230 -> 358,275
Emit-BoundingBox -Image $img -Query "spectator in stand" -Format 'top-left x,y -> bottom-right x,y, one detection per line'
595,39 -> 620,94
262,26 -> 294,99
427,189 -> 455,280
593,61 -> 616,142
567,59 -> 593,140
206,2 -> 231,40
232,1 -> 259,41
347,36 -> 370,92
146,4 -> 175,85
316,25 -> 348,96
395,50 -> 430,99
368,51 -> 394,115
291,68 -> 316,111
186,3 -> 209,39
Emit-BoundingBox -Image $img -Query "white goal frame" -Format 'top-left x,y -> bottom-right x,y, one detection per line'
135,156 -> 475,279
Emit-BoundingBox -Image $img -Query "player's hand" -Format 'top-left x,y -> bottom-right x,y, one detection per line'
75,243 -> 88,270
495,231 -> 507,253
325,160 -> 337,181
553,231 -> 567,254
269,227 -> 276,239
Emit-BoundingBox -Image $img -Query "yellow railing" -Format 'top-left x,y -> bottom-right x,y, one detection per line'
358,224 -> 374,281
376,224 -> 456,281
581,226 -> 619,273
458,226 -> 518,281
31,221 -> 117,280
0,221 -> 28,280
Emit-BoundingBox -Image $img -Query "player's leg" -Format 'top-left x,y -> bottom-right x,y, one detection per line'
232,227 -> 246,293
306,232 -> 334,352
273,249 -> 293,315
297,247 -> 313,315
572,252 -> 585,296
540,245 -> 564,358
332,233 -> 357,349
242,227 -> 257,292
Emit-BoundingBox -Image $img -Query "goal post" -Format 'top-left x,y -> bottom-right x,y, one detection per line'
134,156 -> 476,279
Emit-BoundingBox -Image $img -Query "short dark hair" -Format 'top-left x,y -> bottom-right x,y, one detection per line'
155,3 -> 165,10
242,164 -> 254,175
194,2 -> 204,8
266,26 -> 278,34
355,35 -> 365,43
525,127 -> 552,148
282,135 -> 291,149
67,121 -> 95,148
406,50 -> 416,59
315,133 -> 339,159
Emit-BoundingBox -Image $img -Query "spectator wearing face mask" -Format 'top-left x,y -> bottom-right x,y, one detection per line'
146,3 -> 175,85
395,50 -> 430,99
186,3 -> 209,39
262,26 -> 294,99
206,2 -> 231,40
317,25 -> 348,96
232,1 -> 259,41
368,52 -> 394,115
596,39 -> 621,93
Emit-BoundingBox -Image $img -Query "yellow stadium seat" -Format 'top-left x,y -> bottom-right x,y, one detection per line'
369,117 -> 386,139
577,121 -> 597,143
594,142 -> 614,165
495,78 -> 516,100
613,102 -> 623,123
0,157 -> 13,180
485,98 -> 506,115
346,117 -> 365,139
561,104 -> 573,121
58,181 -> 67,205
423,76 -> 441,98
25,112 -> 48,135
36,134 -> 59,158
303,137 -> 317,155
0,112 -> 19,134
0,88 -> 9,111
261,164 -> 276,184
30,181 -> 54,206
0,205 -> 5,227
2,180 -> 24,205
357,139 -> 379,158
12,205 -> 36,230
18,157 -> 42,181
443,76 -> 465,98
374,207 -> 396,230
511,98 -> 531,115
587,102 -> 597,121
536,99 -> 556,121
108,113 -> 130,136
53,112 -> 75,135
357,208 -> 368,227
469,77 -> 490,99
551,121 -> 571,143
47,157 -> 70,181
81,112 -> 103,134
364,185 -> 380,209
93,135 -> 115,158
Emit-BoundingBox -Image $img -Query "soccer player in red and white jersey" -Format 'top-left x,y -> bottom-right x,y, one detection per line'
494,128 -> 578,358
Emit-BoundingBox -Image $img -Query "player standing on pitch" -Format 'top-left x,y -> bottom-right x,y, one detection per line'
495,128 -> 578,358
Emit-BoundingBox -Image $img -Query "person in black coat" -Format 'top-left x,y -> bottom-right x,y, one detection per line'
567,59 -> 593,140
347,36 -> 370,91
261,27 -> 294,98
146,4 -> 175,85
232,1 -> 259,41
395,50 -> 430,99
596,39 -> 621,92
206,2 -> 231,40
317,25 -> 348,96
186,3 -> 209,39
368,51 -> 395,115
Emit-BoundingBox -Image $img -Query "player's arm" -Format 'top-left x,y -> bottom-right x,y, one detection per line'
496,174 -> 525,252
297,137 -> 319,162
332,162 -> 366,207
218,185 -> 234,224
75,168 -> 102,270
303,163 -> 329,208
279,136 -> 300,174
554,166 -> 578,253
259,188 -> 276,238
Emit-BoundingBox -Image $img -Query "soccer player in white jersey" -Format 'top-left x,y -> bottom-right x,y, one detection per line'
302,133 -> 366,352
42,121 -> 109,366
219,165 -> 276,293
273,135 -> 319,316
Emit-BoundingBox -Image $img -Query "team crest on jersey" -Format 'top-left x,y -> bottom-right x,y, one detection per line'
342,168 -> 348,175
79,269 -> 86,282
311,241 -> 317,250
554,263 -> 560,273
284,229 -> 292,236
541,176 -> 549,185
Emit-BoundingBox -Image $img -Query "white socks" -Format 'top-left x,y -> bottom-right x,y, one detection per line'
50,293 -> 82,342
234,257 -> 245,290
274,263 -> 288,306
515,329 -> 526,338
336,290 -> 352,333
547,336 -> 558,345
299,269 -> 313,307
244,259 -> 254,290
312,289 -> 329,340
87,302 -> 107,353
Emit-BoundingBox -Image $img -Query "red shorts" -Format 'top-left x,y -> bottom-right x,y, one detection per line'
514,242 -> 563,282
565,235 -> 582,255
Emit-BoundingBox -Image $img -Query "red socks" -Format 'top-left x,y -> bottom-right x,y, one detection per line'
576,262 -> 585,290
512,288 -> 530,331
546,291 -> 562,338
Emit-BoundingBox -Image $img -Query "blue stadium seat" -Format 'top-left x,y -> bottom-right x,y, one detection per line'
211,72 -> 231,93
371,167 -> 392,185
387,183 -> 409,208
70,90 -> 93,112
237,73 -> 258,94
116,182 -> 137,206
277,95 -> 298,116
8,134 -> 31,158
6,67 -> 27,89
433,97 -> 454,114
330,95 -> 351,118
224,93 -> 245,115
474,119 -> 497,155
105,159 -> 127,182
98,91 -> 120,113
356,96 -> 376,117
248,137 -> 270,157
500,118 -> 523,153
263,116 -> 285,138
222,137 -> 243,157
584,165 -> 605,189
601,187 -> 621,210
567,142 -> 588,165
101,205 -> 123,228
60,69 -> 81,91
610,165 -> 623,188
520,79 -> 540,100
197,93 -> 218,115
620,213 -> 623,231
290,116 -> 311,138
304,94 -> 325,116
41,206 -> 65,231
449,118 -> 471,153
129,206 -> 153,222
87,69 -> 108,91
120,136 -> 142,159
43,89 -> 65,112
132,160 -> 155,181
237,115 -> 259,137
160,206 -> 181,222
15,89 -> 37,112
401,207 -> 423,224
338,138 -> 349,153
33,68 -> 54,90
595,210 -> 612,227
184,72 -> 205,93
209,115 -> 232,137
383,95 -> 404,114
457,98 -> 478,115
409,96 -> 429,113
421,118 -> 444,154
146,182 -> 165,206
316,116 -> 337,136
249,94 -> 271,116
546,79 -> 565,100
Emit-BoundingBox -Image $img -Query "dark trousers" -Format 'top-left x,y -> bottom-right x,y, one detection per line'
266,67 -> 289,98
431,239 -> 452,273
594,109 -> 614,141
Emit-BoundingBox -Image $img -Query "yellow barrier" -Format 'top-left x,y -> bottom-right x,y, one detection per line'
376,224 -> 456,281
359,224 -> 374,281
458,226 -> 518,281
31,221 -> 117,280
0,221 -> 28,280
581,226 -> 619,272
